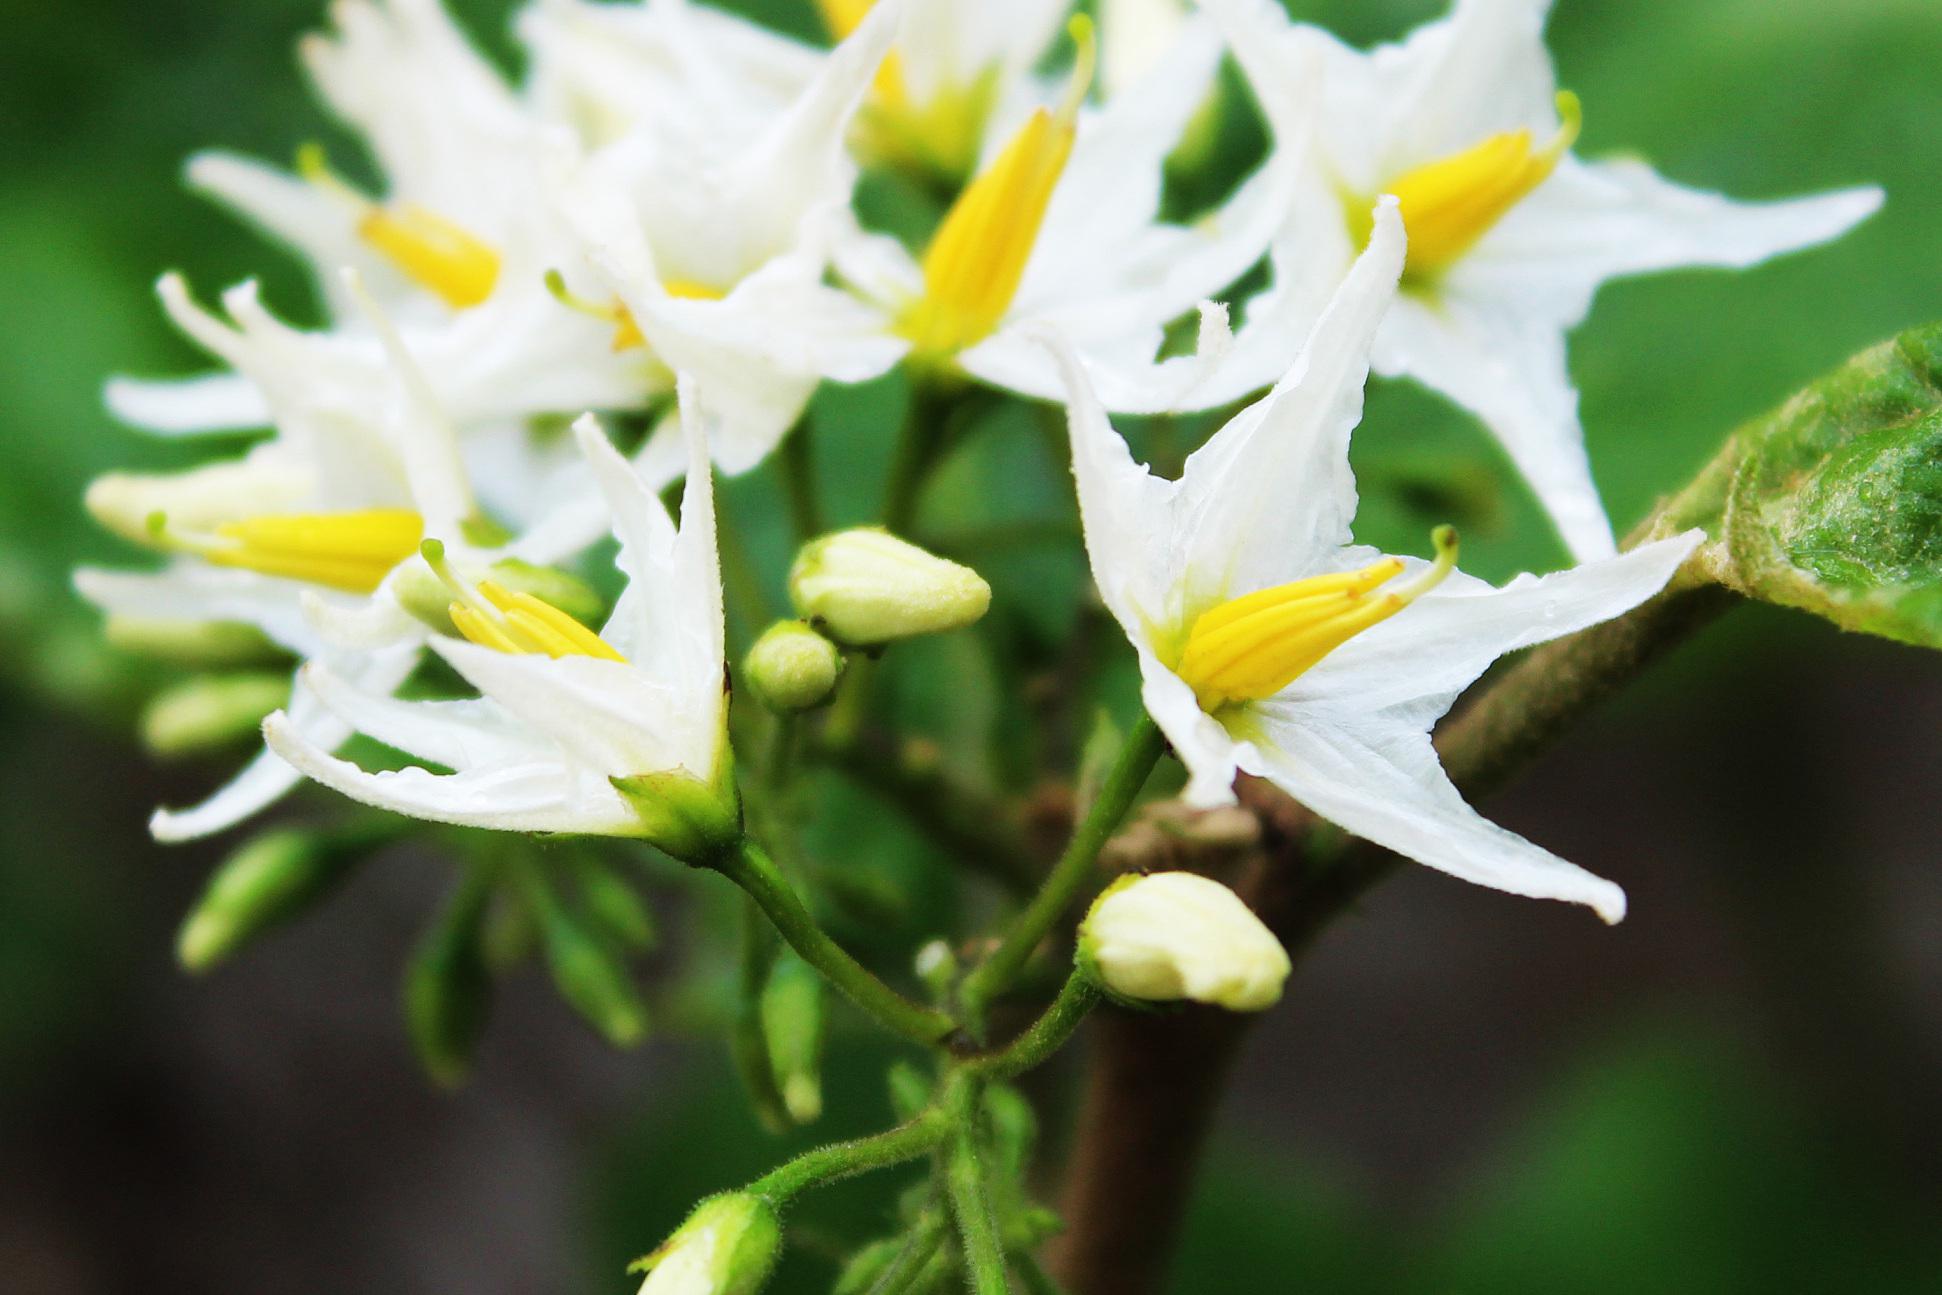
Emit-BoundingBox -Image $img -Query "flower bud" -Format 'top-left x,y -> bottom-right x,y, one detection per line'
743,620 -> 843,712
405,870 -> 496,1087
531,883 -> 650,1049
788,528 -> 990,646
630,1193 -> 782,1295
1077,872 -> 1290,1012
760,951 -> 826,1124
103,615 -> 283,667
140,672 -> 291,757
176,827 -> 371,972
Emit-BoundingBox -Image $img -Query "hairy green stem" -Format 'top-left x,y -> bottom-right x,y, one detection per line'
867,1213 -> 951,1295
715,837 -> 959,1045
747,1110 -> 950,1203
969,968 -> 1099,1080
960,714 -> 1165,1027
947,1082 -> 1013,1295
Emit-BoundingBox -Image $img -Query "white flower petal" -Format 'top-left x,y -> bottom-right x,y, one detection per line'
185,151 -> 367,281
1374,288 -> 1615,560
1243,709 -> 1626,922
1136,645 -> 1250,809
1174,200 -> 1405,604
75,564 -> 321,658
300,662 -> 539,771
104,372 -> 270,435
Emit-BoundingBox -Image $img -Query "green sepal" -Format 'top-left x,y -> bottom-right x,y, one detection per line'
104,615 -> 285,667
176,825 -> 380,972
404,868 -> 497,1088
610,753 -> 741,865
1662,322 -> 1942,648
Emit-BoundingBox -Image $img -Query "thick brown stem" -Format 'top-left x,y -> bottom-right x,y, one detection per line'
1053,574 -> 1736,1295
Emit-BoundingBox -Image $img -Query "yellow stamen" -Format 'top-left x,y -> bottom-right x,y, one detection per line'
299,143 -> 501,309
662,278 -> 725,302
896,16 -> 1096,358
546,270 -> 723,352
813,0 -> 873,38
164,508 -> 424,593
1176,527 -> 1459,710
1359,92 -> 1582,280
422,539 -> 625,662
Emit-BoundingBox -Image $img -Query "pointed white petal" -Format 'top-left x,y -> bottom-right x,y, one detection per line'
1286,531 -> 1700,718
264,711 -> 640,834
1468,157 -> 1884,325
300,662 -> 539,771
75,564 -> 320,658
185,151 -> 364,274
1136,647 -> 1250,809
1245,710 -> 1626,921
1173,201 -> 1404,604
104,373 -> 269,435
1374,289 -> 1616,560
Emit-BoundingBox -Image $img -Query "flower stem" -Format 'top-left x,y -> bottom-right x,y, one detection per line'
882,380 -> 952,534
715,837 -> 960,1045
960,713 -> 1165,1028
747,1109 -> 950,1203
731,893 -> 789,1131
947,1081 -> 1013,1295
781,415 -> 825,542
968,967 -> 1099,1080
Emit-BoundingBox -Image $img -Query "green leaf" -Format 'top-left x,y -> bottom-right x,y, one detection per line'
1665,322 -> 1942,648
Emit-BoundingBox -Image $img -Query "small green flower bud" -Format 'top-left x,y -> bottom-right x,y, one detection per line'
104,615 -> 284,667
532,888 -> 650,1049
788,528 -> 990,646
760,951 -> 825,1124
176,827 -> 369,972
1077,872 -> 1290,1012
913,939 -> 957,998
405,870 -> 496,1087
396,555 -> 606,635
743,620 -> 843,712
629,1192 -> 782,1295
140,672 -> 291,757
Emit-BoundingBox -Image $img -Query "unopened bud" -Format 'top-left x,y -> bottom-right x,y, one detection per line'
761,951 -> 825,1124
528,878 -> 650,1048
1077,872 -> 1290,1012
630,1192 -> 782,1295
141,672 -> 290,757
743,620 -> 842,712
104,615 -> 283,667
788,528 -> 990,646
913,939 -> 957,997
405,870 -> 496,1087
176,827 -> 370,972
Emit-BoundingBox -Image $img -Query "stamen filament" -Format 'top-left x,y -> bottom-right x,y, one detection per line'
423,539 -> 624,662
1177,527 -> 1459,709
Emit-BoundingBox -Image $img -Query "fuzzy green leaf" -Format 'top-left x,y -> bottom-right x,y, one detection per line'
1664,323 -> 1942,648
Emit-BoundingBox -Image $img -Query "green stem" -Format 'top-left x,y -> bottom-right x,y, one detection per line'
866,1212 -> 952,1295
960,714 -> 1165,1025
883,382 -> 948,534
948,1081 -> 1013,1295
781,415 -> 825,543
731,894 -> 789,1131
716,837 -> 959,1046
968,967 -> 1099,1080
748,1109 -> 950,1203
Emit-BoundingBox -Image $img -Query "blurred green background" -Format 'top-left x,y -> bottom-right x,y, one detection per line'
2,0 -> 1940,1291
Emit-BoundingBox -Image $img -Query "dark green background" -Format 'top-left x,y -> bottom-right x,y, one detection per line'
2,1 -> 1939,1291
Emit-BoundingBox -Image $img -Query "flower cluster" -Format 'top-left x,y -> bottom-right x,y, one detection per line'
79,0 -> 1881,1289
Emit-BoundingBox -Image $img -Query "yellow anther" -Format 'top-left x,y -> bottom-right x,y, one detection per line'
661,278 -> 726,302
897,15 -> 1096,358
422,540 -> 624,662
1360,92 -> 1582,279
299,142 -> 501,309
167,508 -> 424,593
813,0 -> 874,38
1176,526 -> 1459,709
546,271 -> 723,352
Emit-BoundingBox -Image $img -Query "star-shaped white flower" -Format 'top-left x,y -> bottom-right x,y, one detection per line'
75,271 -> 518,842
1204,0 -> 1882,560
265,386 -> 731,844
1047,200 -> 1700,921
110,0 -> 651,439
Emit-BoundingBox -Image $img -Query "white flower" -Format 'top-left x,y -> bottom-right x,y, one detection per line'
76,269 -> 516,842
109,0 -> 652,439
1205,0 -> 1882,560
1079,872 -> 1290,1011
1046,201 -> 1701,922
826,11 -> 1308,416
264,385 -> 732,848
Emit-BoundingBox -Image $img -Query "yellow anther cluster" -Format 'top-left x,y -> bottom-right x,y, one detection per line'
299,143 -> 501,309
1360,92 -> 1582,279
1176,527 -> 1459,709
422,540 -> 623,661
192,509 -> 425,593
897,16 -> 1096,358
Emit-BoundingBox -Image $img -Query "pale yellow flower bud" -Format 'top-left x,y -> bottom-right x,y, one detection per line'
743,620 -> 843,712
788,528 -> 990,646
1078,872 -> 1290,1012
